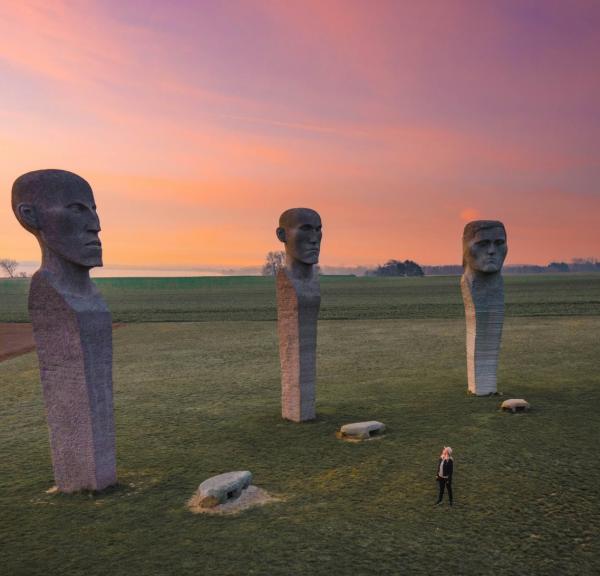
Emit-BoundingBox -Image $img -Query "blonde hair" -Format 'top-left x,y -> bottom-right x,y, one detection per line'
441,446 -> 453,459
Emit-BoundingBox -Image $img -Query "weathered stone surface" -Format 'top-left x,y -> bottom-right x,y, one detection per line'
195,471 -> 252,508
188,485 -> 279,515
461,221 -> 508,396
12,169 -> 116,492
340,421 -> 385,440
275,208 -> 322,422
276,269 -> 320,422
501,398 -> 530,412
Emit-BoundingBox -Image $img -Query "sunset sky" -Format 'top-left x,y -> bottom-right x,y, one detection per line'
1,0 -> 599,269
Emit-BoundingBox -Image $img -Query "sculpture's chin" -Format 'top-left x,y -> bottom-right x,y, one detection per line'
479,266 -> 501,274
67,255 -> 103,269
466,264 -> 501,276
299,253 -> 319,265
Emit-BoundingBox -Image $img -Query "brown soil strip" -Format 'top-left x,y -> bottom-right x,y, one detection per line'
0,323 -> 126,363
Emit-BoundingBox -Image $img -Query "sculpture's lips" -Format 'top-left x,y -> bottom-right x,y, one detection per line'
86,240 -> 102,247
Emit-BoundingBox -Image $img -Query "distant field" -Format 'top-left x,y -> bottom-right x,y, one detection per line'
1,273 -> 599,322
1,316 -> 599,575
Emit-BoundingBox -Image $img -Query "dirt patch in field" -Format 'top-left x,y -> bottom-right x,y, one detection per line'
187,485 -> 281,516
0,323 -> 35,362
0,323 -> 126,363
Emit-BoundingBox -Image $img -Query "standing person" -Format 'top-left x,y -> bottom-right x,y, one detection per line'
435,447 -> 454,506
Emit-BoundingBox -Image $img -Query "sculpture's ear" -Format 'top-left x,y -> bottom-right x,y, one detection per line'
276,227 -> 286,243
16,203 -> 39,230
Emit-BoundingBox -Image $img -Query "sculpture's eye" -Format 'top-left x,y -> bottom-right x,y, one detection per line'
495,239 -> 506,246
67,203 -> 87,214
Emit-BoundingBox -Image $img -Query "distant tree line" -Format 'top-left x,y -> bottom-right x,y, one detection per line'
366,259 -> 424,277
423,258 -> 600,276
260,253 -> 600,278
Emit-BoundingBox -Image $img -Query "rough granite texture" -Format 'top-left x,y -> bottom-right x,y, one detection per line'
29,272 -> 116,492
460,220 -> 507,396
196,471 -> 252,508
461,273 -> 505,395
12,169 -> 116,492
276,268 -> 320,422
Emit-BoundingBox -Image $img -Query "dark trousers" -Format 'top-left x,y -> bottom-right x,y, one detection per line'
436,478 -> 453,503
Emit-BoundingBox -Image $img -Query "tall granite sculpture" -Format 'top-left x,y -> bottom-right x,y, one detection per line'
460,220 -> 508,395
12,169 -> 116,492
275,208 -> 322,422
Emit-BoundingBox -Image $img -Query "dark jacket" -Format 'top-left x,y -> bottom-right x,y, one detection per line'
436,458 -> 453,482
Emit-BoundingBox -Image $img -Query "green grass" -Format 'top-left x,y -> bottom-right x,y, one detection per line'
1,273 -> 600,322
1,315 -> 599,575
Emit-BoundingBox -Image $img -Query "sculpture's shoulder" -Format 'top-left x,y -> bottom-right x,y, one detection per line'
277,267 -> 319,297
29,269 -> 63,311
460,272 -> 473,299
276,267 -> 291,286
29,269 -> 109,314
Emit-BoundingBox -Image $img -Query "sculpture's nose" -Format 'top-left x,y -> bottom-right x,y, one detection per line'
88,210 -> 101,232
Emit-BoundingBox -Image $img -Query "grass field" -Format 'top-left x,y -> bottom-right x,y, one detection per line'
1,275 -> 599,575
1,273 -> 600,322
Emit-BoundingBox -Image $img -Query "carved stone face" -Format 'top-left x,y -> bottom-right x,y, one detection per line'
13,170 -> 103,269
464,226 -> 507,274
276,208 -> 322,265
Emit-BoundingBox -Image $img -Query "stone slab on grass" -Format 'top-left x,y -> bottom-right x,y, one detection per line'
194,471 -> 252,508
340,421 -> 386,440
501,398 -> 531,413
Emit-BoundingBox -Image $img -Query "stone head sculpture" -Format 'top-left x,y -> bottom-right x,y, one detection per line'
11,169 -> 115,492
462,220 -> 507,277
276,208 -> 322,279
12,169 -> 103,290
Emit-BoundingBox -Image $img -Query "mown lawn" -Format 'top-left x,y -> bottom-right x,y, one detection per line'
1,313 -> 599,575
1,273 -> 600,322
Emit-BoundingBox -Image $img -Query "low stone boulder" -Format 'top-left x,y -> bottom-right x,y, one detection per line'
500,398 -> 531,413
339,421 -> 385,440
194,471 -> 252,508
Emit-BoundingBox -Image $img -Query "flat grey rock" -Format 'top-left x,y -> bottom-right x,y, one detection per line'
340,421 -> 385,440
196,471 -> 252,508
501,398 -> 530,412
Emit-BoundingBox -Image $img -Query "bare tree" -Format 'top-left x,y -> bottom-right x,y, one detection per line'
262,251 -> 286,276
0,258 -> 19,278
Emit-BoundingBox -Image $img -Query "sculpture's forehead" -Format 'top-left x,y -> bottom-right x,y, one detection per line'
470,226 -> 506,242
285,209 -> 321,228
36,181 -> 95,207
